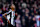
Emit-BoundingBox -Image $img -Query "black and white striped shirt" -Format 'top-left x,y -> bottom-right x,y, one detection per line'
3,9 -> 15,26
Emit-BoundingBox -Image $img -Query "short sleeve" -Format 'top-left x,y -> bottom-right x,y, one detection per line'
2,9 -> 12,16
6,9 -> 12,14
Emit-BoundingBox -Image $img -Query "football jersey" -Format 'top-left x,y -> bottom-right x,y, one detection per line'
4,9 -> 15,26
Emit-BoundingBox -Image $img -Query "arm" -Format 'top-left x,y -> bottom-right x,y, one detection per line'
2,10 -> 11,24
3,9 -> 12,16
3,15 -> 10,24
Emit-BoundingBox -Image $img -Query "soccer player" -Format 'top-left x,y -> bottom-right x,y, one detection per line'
3,4 -> 15,27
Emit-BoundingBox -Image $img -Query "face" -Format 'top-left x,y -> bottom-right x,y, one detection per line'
10,4 -> 15,11
27,4 -> 30,7
0,9 -> 2,14
29,16 -> 31,19
25,8 -> 29,14
19,6 -> 21,9
38,5 -> 40,8
20,0 -> 23,3
34,1 -> 36,4
39,9 -> 40,11
18,3 -> 20,6
31,13 -> 34,15
22,16 -> 24,19
26,0 -> 29,2
25,14 -> 28,17
22,9 -> 25,12
31,8 -> 33,10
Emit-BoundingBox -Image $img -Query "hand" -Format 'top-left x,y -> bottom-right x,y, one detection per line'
33,18 -> 35,21
8,20 -> 10,24
3,13 -> 7,16
2,22 -> 5,26
5,13 -> 7,16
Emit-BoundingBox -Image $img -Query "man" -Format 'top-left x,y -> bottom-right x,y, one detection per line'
0,9 -> 5,27
35,15 -> 40,27
3,4 -> 15,27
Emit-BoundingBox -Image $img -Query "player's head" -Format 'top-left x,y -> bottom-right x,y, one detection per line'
10,4 -> 15,11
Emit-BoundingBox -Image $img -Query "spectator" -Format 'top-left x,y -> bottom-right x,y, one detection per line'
35,15 -> 40,27
20,16 -> 26,27
0,0 -> 40,27
16,15 -> 21,27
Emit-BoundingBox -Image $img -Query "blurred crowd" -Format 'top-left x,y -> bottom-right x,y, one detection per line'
0,0 -> 40,27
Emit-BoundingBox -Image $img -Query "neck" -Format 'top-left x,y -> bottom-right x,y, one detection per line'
12,9 -> 15,11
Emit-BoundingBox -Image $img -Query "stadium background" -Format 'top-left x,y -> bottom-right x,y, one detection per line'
0,0 -> 40,27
